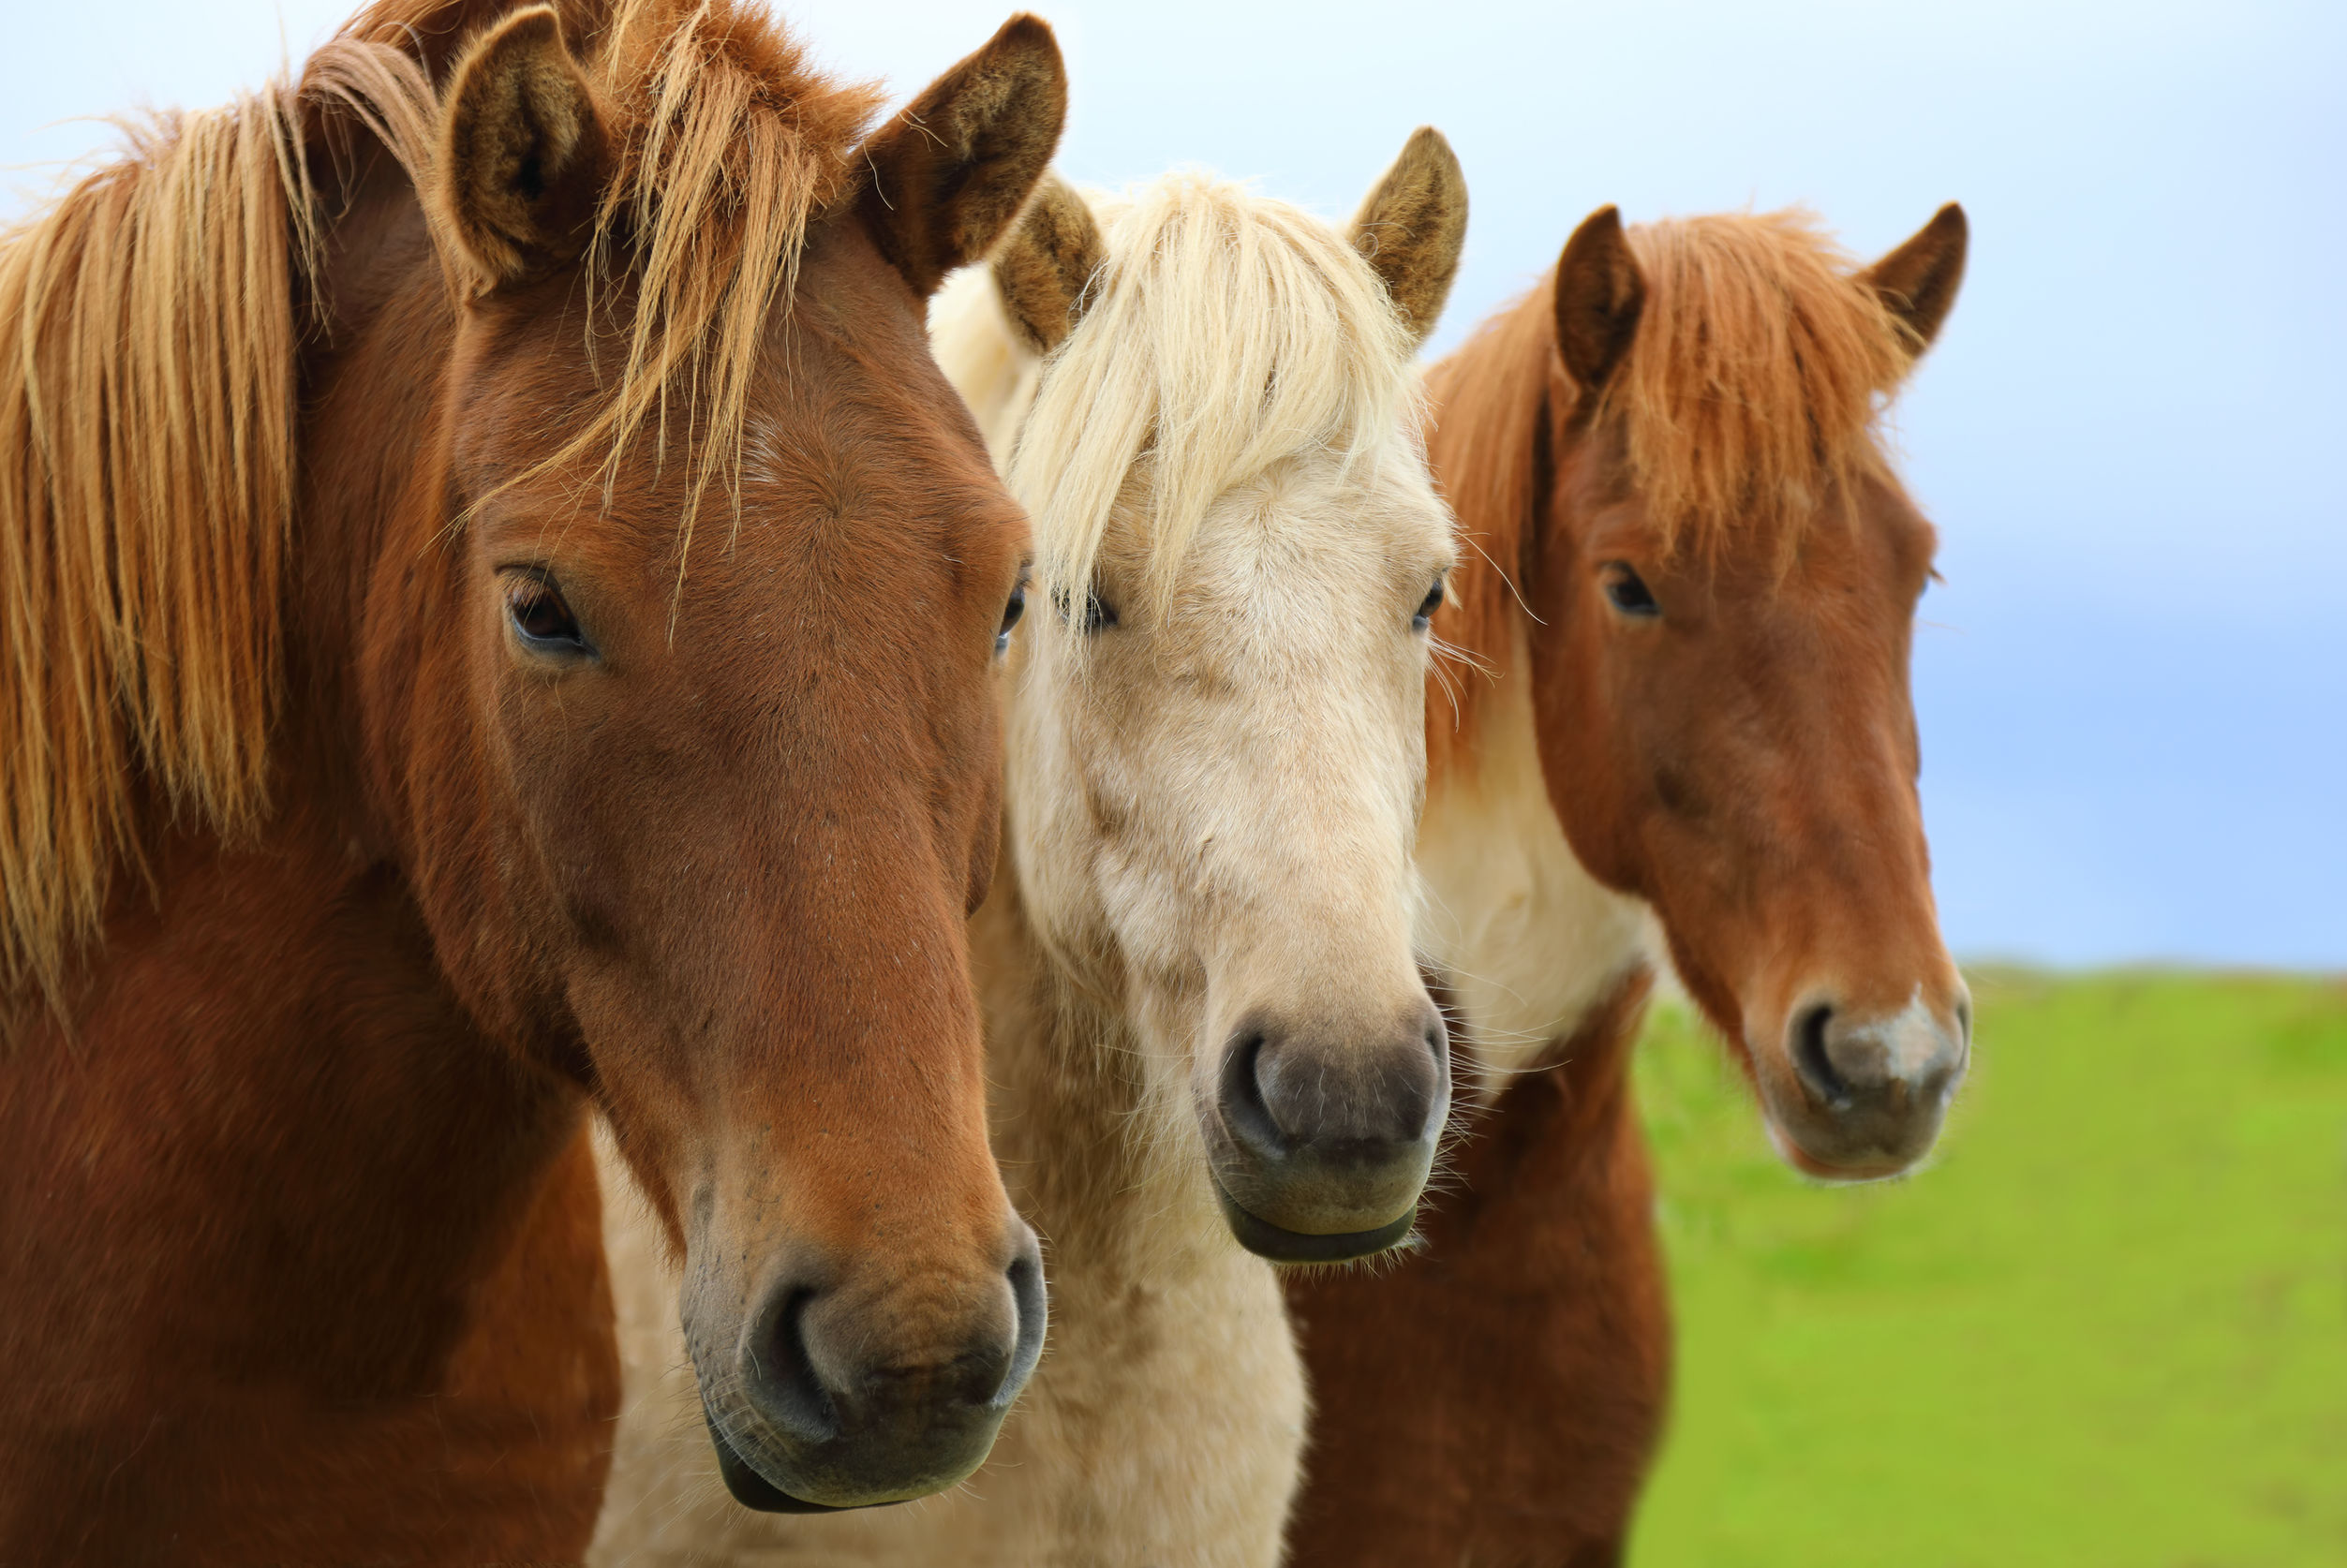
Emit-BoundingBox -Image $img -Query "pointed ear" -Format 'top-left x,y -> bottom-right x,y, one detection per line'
990,174 -> 1106,353
860,14 -> 1067,299
435,6 -> 606,293
1552,204 -> 1645,397
1863,202 -> 1968,355
1347,126 -> 1468,347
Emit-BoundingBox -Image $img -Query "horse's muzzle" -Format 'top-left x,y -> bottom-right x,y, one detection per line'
1201,998 -> 1449,1263
692,1220 -> 1047,1511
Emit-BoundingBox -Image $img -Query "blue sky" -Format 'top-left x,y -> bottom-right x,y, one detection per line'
7,1 -> 2340,967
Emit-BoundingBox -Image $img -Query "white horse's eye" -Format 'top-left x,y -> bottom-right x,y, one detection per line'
1410,580 -> 1444,632
1054,587 -> 1120,632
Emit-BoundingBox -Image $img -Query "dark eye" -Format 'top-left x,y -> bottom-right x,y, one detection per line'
1602,563 -> 1660,619
1053,587 -> 1120,633
506,574 -> 591,655
997,574 -> 1029,655
1411,579 -> 1445,633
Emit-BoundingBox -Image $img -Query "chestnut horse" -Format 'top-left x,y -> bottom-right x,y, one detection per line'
1285,203 -> 1973,1566
591,146 -> 1466,1565
0,0 -> 1068,1559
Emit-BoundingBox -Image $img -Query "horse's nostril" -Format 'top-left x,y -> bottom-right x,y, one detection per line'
750,1285 -> 839,1446
1218,1028 -> 1286,1155
995,1246 -> 1047,1409
1791,1001 -> 1849,1107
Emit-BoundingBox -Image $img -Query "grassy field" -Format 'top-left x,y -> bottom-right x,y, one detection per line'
1628,971 -> 2347,1567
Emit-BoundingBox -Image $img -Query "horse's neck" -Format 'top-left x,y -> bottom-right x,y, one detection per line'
928,266 -> 1042,467
972,850 -> 1228,1285
0,794 -> 596,1537
1420,610 -> 1651,1095
0,155 -> 591,1424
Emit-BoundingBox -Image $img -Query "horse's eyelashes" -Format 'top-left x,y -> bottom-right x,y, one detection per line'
505,576 -> 592,655
998,578 -> 1029,655
1051,587 -> 1120,633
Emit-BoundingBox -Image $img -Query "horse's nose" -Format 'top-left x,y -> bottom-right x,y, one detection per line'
708,1221 -> 1047,1512
1207,997 -> 1449,1263
1780,986 -> 1969,1170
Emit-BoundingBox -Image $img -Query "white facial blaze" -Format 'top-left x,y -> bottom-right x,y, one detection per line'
1416,614 -> 1652,1100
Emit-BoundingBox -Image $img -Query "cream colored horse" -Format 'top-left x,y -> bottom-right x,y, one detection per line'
589,135 -> 1468,1567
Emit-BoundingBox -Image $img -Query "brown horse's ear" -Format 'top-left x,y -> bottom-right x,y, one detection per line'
860,14 -> 1067,300
990,173 -> 1106,353
1346,126 -> 1468,347
435,6 -> 606,294
1552,205 -> 1645,397
1863,202 -> 1968,356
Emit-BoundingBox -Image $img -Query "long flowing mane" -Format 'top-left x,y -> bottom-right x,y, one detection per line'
0,0 -> 880,997
996,172 -> 1423,619
1431,209 -> 1917,763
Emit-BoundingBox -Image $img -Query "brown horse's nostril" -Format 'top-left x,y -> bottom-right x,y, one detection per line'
1791,1001 -> 1849,1107
712,1220 -> 1047,1513
1787,996 -> 1968,1113
998,1241 -> 1047,1406
747,1285 -> 839,1448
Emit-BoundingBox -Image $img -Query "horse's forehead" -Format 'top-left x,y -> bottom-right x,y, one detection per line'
1128,454 -> 1447,583
1572,437 -> 1933,589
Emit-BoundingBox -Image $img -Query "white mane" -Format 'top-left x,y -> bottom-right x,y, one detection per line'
935,171 -> 1424,620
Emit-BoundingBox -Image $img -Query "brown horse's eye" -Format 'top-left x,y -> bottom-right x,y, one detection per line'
997,574 -> 1029,656
1412,579 -> 1445,632
1601,563 -> 1660,619
506,575 -> 591,655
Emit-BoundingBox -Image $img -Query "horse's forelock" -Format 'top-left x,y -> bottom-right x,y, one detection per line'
1003,173 -> 1425,629
1610,210 -> 1913,564
327,0 -> 885,545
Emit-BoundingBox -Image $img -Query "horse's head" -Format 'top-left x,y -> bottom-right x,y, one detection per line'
328,2 -> 1062,1508
975,137 -> 1466,1261
1493,204 -> 1970,1180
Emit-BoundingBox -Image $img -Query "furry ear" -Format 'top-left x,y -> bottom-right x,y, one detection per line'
1552,204 -> 1645,397
990,174 -> 1106,353
435,6 -> 605,293
1346,126 -> 1468,347
860,14 -> 1067,299
1863,202 -> 1968,355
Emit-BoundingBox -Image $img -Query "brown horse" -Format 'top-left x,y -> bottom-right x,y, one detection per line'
1286,203 -> 1972,1565
0,0 -> 1068,1559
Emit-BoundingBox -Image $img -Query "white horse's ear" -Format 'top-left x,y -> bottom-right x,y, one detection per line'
991,174 -> 1105,353
435,6 -> 606,294
1862,202 -> 1968,359
1347,126 -> 1468,347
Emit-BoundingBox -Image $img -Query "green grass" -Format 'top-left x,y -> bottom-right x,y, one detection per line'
1629,971 -> 2347,1567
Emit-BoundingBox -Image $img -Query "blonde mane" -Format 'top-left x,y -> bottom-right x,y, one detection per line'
1002,172 -> 1423,619
1430,208 -> 1919,762
0,0 -> 880,997
0,95 -> 311,998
